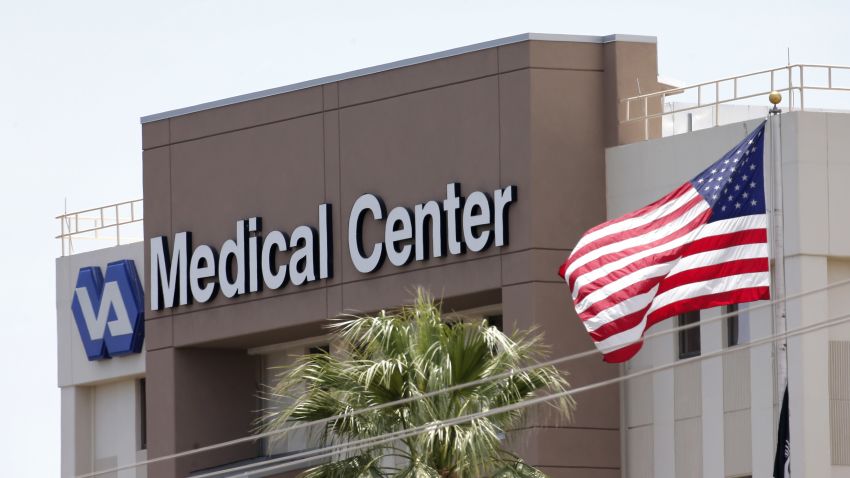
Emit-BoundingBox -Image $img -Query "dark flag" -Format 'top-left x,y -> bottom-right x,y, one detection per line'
773,385 -> 790,477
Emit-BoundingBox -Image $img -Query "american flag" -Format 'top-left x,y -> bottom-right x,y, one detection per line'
559,122 -> 770,362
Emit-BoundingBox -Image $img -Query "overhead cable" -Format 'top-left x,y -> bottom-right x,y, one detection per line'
78,276 -> 850,478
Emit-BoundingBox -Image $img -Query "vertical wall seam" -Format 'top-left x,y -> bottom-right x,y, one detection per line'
825,115 -> 832,255
167,119 -> 175,339
337,83 -> 343,309
620,362 -> 628,478
322,89 -> 328,321
322,90 -> 327,203
496,48 -> 503,288
90,387 -> 95,473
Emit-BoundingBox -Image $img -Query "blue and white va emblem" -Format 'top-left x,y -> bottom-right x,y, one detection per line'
71,260 -> 145,361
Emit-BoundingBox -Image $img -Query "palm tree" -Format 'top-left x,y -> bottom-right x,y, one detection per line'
261,290 -> 574,477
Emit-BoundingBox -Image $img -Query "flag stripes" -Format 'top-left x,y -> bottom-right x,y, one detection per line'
560,122 -> 770,362
568,205 -> 712,296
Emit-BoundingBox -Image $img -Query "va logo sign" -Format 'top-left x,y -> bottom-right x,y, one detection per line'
71,260 -> 145,361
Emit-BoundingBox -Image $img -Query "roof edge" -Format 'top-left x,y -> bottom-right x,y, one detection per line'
140,32 -> 656,124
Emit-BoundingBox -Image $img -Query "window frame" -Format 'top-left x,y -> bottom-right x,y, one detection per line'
725,303 -> 740,347
677,310 -> 701,359
137,378 -> 147,451
249,336 -> 334,457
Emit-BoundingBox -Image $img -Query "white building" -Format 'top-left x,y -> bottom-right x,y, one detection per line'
56,242 -> 147,478
609,112 -> 850,478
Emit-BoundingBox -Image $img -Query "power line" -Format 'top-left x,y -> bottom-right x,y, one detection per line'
207,307 -> 850,478
77,277 -> 850,478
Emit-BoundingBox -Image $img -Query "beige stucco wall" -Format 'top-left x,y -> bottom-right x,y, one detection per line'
140,35 -> 665,477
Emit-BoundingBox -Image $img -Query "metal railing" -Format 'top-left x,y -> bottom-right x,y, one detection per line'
56,199 -> 143,256
622,64 -> 850,140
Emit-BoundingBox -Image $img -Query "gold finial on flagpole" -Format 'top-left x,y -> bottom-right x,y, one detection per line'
769,90 -> 782,115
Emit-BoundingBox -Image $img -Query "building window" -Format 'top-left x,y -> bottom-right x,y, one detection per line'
726,304 -> 740,347
485,314 -> 503,332
678,311 -> 701,359
138,378 -> 147,450
260,342 -> 331,456
307,345 -> 331,392
724,304 -> 751,347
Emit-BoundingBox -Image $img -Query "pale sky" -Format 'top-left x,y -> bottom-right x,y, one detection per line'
1,0 -> 848,475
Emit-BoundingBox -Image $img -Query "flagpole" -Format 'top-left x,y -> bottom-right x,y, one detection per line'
767,91 -> 788,399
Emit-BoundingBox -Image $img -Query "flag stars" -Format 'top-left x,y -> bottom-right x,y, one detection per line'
693,129 -> 763,211
751,199 -> 758,206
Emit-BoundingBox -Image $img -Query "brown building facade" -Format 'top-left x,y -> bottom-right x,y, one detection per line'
140,33 -> 664,477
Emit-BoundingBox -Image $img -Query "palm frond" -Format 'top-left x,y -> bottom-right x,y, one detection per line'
259,288 -> 574,477
300,453 -> 385,478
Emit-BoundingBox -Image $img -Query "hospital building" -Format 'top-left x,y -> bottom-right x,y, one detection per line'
56,33 -> 850,477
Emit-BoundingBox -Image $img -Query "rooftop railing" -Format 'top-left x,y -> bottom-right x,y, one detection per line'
56,199 -> 143,256
622,64 -> 850,140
